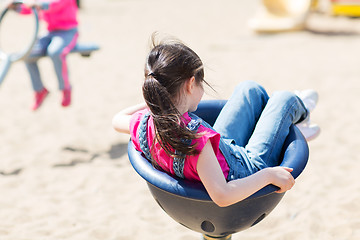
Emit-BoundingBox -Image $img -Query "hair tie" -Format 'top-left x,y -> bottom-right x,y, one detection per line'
147,72 -> 162,83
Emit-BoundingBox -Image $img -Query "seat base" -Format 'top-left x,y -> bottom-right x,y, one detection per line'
203,234 -> 232,240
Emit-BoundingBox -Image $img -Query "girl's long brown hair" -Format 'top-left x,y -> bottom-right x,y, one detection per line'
143,35 -> 207,159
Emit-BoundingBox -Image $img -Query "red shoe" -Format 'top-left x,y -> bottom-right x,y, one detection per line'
61,88 -> 71,107
32,88 -> 49,111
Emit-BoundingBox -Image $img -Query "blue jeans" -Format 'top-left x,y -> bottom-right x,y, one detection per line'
212,81 -> 308,180
24,28 -> 78,91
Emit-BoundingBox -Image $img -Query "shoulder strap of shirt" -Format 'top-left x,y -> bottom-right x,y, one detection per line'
138,112 -> 152,161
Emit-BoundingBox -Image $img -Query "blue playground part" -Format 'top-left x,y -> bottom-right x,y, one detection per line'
127,100 -> 309,239
26,42 -> 100,62
71,43 -> 100,57
0,4 -> 39,85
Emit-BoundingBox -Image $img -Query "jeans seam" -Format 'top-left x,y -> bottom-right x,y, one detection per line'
263,98 -> 298,164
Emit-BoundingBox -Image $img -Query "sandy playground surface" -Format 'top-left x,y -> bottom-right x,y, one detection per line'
0,0 -> 359,239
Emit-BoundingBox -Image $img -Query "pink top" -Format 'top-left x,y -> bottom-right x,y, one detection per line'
130,109 -> 230,181
20,0 -> 78,31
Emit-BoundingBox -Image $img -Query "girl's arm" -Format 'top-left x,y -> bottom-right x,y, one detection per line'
197,140 -> 295,207
112,103 -> 147,134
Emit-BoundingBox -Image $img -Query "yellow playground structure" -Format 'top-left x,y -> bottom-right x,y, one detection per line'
331,0 -> 360,17
249,0 -> 360,33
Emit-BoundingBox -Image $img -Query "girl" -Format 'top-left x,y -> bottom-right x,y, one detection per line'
12,0 -> 79,110
113,36 -> 320,207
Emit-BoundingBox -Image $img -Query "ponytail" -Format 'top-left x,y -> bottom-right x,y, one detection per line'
143,74 -> 199,159
142,36 -> 206,160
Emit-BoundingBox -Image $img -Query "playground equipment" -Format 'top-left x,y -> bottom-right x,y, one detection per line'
248,0 -> 313,33
331,0 -> 360,17
0,2 -> 99,86
127,100 -> 309,240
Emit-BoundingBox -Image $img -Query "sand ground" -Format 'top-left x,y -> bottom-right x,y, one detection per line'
0,0 -> 359,239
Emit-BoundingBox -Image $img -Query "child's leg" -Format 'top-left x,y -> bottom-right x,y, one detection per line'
47,29 -> 78,90
24,35 -> 51,91
245,91 -> 307,168
213,81 -> 269,146
25,62 -> 42,91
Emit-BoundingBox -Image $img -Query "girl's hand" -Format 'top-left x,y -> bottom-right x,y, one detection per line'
5,0 -> 38,9
267,167 -> 295,193
22,0 -> 39,7
5,0 -> 19,9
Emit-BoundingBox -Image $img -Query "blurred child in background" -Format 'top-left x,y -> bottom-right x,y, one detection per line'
11,0 -> 79,110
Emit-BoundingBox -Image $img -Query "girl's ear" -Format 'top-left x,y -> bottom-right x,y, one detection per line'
185,76 -> 196,94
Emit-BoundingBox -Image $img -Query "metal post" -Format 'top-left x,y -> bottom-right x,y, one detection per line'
202,234 -> 232,240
